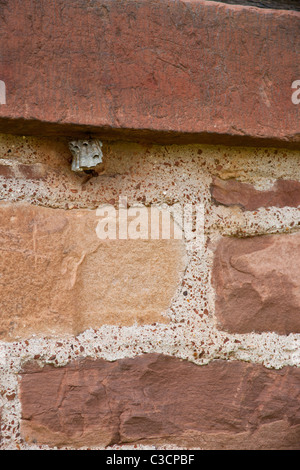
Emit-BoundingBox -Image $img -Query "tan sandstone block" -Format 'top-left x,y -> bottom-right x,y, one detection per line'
0,203 -> 186,341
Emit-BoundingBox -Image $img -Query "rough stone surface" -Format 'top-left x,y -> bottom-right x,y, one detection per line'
0,163 -> 47,180
20,354 -> 300,449
211,177 -> 300,210
0,203 -> 186,341
0,0 -> 299,147
1,135 -> 300,450
212,232 -> 300,335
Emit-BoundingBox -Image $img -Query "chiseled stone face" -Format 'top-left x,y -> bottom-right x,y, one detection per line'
212,232 -> 300,335
20,354 -> 300,449
211,177 -> 300,211
0,203 -> 187,341
0,0 -> 299,147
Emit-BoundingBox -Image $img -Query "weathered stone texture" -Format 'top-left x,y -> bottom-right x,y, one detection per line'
211,177 -> 300,210
0,0 -> 299,147
20,354 -> 300,449
0,163 -> 47,180
212,232 -> 300,335
0,203 -> 186,341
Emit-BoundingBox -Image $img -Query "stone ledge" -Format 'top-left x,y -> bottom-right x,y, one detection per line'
207,0 -> 300,11
0,0 -> 299,148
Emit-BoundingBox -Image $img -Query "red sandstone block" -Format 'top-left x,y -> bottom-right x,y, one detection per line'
0,0 -> 299,147
20,354 -> 300,449
211,177 -> 300,210
212,232 -> 300,335
0,163 -> 46,180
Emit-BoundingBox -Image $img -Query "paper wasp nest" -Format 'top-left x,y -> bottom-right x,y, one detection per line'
69,139 -> 103,172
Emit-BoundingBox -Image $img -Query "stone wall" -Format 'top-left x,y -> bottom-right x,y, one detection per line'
0,0 -> 299,451
0,135 -> 299,449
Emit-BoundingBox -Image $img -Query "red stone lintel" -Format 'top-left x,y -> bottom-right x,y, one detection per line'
0,0 -> 299,147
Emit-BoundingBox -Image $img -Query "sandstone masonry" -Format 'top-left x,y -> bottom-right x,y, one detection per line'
0,0 -> 299,452
20,354 -> 300,450
0,137 -> 299,449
